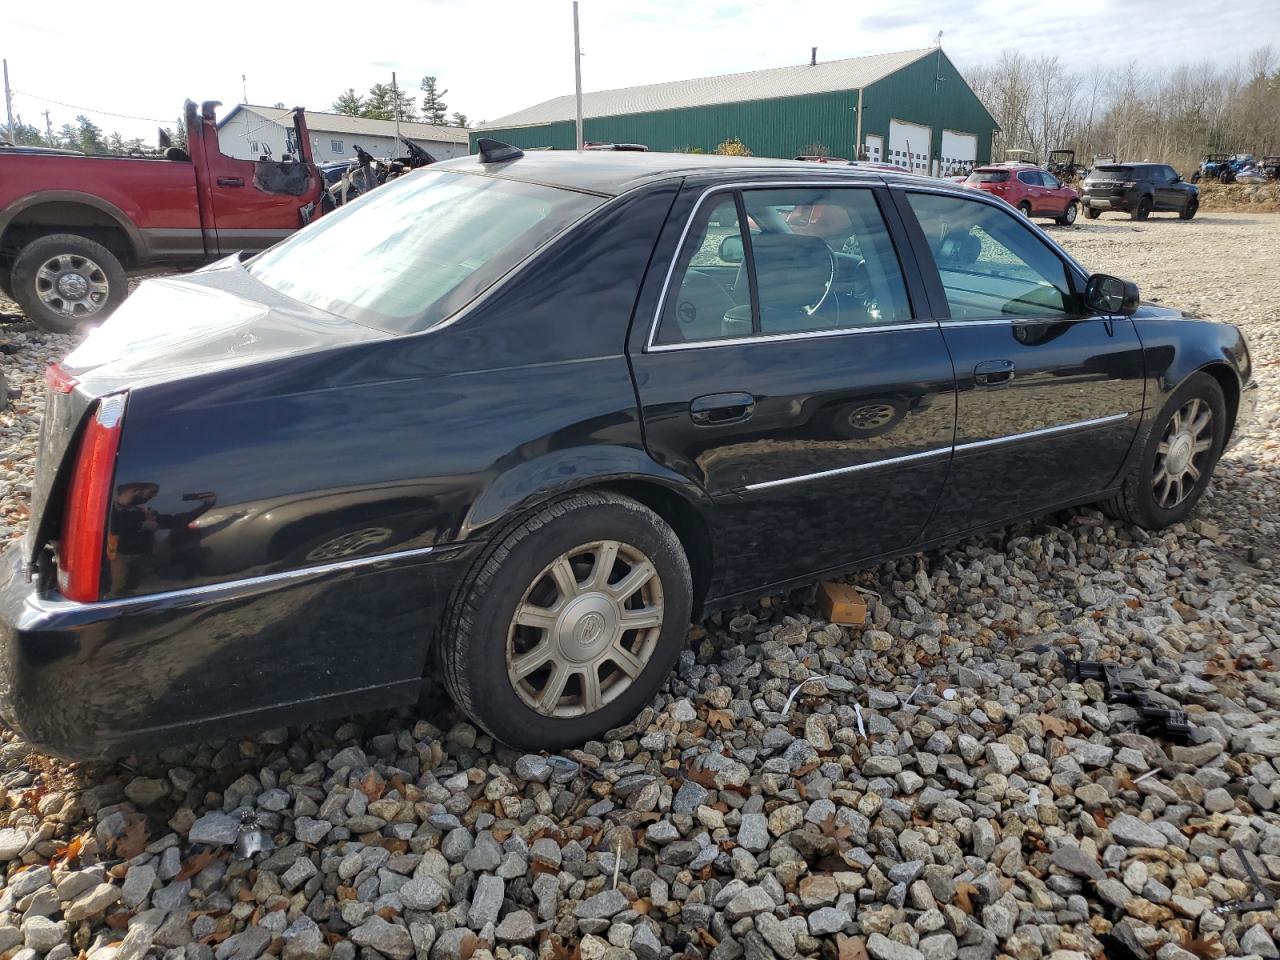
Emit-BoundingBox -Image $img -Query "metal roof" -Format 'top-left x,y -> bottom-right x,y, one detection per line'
482,48 -> 934,130
220,104 -> 471,144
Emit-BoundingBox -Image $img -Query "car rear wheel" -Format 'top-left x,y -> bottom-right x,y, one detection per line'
440,491 -> 692,750
1132,197 -> 1152,221
1017,201 -> 1032,217
10,234 -> 127,334
1101,372 -> 1226,529
1085,206 -> 1102,220
1180,197 -> 1199,220
1056,201 -> 1078,226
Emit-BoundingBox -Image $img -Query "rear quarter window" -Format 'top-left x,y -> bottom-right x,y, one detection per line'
967,171 -> 1009,183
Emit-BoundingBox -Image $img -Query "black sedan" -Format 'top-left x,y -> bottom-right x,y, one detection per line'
0,143 -> 1257,758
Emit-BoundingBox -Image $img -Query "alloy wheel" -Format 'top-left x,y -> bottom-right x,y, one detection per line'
506,539 -> 664,717
1153,397 -> 1214,509
34,253 -> 111,319
848,402 -> 897,430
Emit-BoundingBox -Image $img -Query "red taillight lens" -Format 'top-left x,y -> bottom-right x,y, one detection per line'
57,394 -> 127,602
45,363 -> 79,394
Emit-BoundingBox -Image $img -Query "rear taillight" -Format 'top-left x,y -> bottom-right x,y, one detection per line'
45,363 -> 79,394
57,394 -> 127,602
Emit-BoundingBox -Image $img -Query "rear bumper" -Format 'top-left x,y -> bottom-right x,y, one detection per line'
1083,192 -> 1135,210
0,539 -> 479,759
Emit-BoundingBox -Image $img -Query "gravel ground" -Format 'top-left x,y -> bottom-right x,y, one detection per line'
0,212 -> 1278,960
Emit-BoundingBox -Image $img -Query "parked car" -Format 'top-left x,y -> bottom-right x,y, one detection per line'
965,166 -> 1080,224
1082,163 -> 1198,220
0,145 -> 1255,758
0,100 -> 324,333
1191,153 -> 1232,183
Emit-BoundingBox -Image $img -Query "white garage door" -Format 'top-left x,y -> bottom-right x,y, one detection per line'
940,130 -> 978,176
889,119 -> 931,175
864,134 -> 883,163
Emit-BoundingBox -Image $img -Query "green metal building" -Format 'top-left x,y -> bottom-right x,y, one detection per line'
472,47 -> 999,174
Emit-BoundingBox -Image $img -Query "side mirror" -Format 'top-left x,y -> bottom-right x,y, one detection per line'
1085,273 -> 1139,316
719,234 -> 745,264
1171,174 -> 1182,183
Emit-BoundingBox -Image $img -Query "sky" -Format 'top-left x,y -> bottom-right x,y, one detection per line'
4,0 -> 1277,144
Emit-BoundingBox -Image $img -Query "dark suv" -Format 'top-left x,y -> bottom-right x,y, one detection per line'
1082,163 -> 1198,220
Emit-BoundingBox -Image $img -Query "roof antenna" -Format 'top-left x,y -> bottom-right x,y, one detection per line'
932,30 -> 943,47
476,138 -> 524,163
811,47 -> 817,66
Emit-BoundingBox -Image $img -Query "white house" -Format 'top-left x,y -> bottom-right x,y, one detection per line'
216,104 -> 471,164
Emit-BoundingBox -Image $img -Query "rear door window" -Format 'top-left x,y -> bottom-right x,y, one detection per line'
905,191 -> 1078,321
1017,171 -> 1040,185
968,171 -> 1009,184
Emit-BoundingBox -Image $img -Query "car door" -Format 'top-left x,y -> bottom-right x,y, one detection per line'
896,188 -> 1146,539
1038,171 -> 1069,215
1015,170 -> 1042,213
629,180 -> 957,595
1154,165 -> 1183,211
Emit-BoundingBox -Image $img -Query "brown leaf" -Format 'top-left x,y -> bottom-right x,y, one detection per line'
1179,933 -> 1224,960
698,930 -> 720,949
357,770 -> 386,802
837,934 -> 871,960
458,932 -> 480,960
954,882 -> 978,914
707,709 -> 734,731
1038,714 -> 1072,737
376,906 -> 397,921
113,816 -> 150,860
819,811 -> 851,841
175,848 -> 219,882
792,760 -> 821,778
632,899 -> 652,915
49,834 -> 86,869
685,765 -> 719,790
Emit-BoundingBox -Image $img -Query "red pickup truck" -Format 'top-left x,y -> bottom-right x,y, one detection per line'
0,100 -> 324,332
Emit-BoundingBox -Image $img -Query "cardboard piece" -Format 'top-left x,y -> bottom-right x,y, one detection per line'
817,581 -> 867,626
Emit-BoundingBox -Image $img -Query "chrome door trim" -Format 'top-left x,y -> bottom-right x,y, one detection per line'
645,178 -> 905,353
742,411 -> 1132,491
648,320 -> 941,352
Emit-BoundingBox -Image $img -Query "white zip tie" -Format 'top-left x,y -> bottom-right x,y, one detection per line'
903,683 -> 922,706
1133,767 -> 1162,784
854,703 -> 866,738
781,675 -> 829,718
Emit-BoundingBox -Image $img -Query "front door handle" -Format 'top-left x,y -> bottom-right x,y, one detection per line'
974,359 -> 1015,386
217,176 -> 245,187
690,392 -> 755,425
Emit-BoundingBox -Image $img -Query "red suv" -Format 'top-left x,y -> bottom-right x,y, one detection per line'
965,165 -> 1080,225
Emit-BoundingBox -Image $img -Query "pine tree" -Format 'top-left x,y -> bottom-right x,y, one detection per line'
451,112 -> 469,128
10,122 -> 46,146
107,131 -> 125,155
419,76 -> 449,125
332,88 -> 365,116
363,83 -> 396,120
57,123 -> 79,151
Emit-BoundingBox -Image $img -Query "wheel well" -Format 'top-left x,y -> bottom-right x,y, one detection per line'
1,202 -> 137,267
597,479 -> 715,619
1198,362 -> 1240,443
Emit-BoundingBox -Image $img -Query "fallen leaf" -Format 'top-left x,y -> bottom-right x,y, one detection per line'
357,770 -> 386,802
1038,714 -> 1072,737
113,816 -> 150,860
954,882 -> 978,914
632,898 -> 652,915
175,848 -> 219,881
837,934 -> 871,960
707,709 -> 734,731
697,930 -> 719,949
818,811 -> 851,841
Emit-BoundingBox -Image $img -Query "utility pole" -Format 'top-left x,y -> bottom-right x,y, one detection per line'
572,1 -> 584,152
391,71 -> 403,155
3,59 -> 15,145
43,109 -> 53,144
241,73 -> 248,103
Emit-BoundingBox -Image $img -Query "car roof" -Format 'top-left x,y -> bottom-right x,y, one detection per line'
430,149 -> 925,197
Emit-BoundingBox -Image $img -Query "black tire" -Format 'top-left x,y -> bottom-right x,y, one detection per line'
1131,196 -> 1152,221
1191,171 -> 1201,184
0,265 -> 14,303
1017,201 -> 1032,218
1101,372 -> 1227,530
440,491 -> 692,750
1180,197 -> 1198,220
1055,201 -> 1078,226
10,233 -> 127,334
1084,206 -> 1102,220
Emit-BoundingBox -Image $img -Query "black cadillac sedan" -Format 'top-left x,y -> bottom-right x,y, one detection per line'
0,144 -> 1257,758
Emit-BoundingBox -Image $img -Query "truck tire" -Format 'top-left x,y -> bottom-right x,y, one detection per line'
1084,206 -> 1102,220
1180,197 -> 1198,220
1131,196 -> 1152,221
10,234 -> 127,334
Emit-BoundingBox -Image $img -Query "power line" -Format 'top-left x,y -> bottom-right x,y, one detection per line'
11,88 -> 171,124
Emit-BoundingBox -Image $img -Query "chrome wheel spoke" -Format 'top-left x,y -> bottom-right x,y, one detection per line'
609,642 -> 647,678
514,603 -> 558,631
537,662 -> 571,712
620,605 -> 663,631
590,540 -> 620,590
580,666 -> 603,712
510,640 -> 554,680
549,555 -> 580,601
1156,441 -> 1170,455
609,559 -> 656,602
1192,438 -> 1212,454
1186,462 -> 1200,481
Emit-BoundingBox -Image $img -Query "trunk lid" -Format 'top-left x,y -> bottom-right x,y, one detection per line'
23,259 -> 388,566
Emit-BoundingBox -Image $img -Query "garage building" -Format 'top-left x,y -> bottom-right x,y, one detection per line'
472,47 -> 998,174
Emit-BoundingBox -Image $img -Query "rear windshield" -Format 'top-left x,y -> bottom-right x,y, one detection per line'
248,170 -> 604,333
1089,165 -> 1134,180
967,171 -> 1009,183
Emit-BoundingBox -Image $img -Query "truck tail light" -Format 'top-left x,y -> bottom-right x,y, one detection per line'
57,394 -> 127,602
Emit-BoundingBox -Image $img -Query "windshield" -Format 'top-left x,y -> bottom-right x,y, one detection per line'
967,171 -> 1009,183
248,170 -> 604,333
1089,166 -> 1133,180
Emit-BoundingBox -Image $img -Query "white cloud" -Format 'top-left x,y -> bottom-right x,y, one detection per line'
4,0 -> 1275,145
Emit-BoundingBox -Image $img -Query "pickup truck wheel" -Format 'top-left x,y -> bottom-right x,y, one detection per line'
1100,373 -> 1226,530
1084,206 -> 1102,220
440,492 -> 692,750
1131,196 -> 1152,221
1180,197 -> 1198,220
11,234 -> 127,334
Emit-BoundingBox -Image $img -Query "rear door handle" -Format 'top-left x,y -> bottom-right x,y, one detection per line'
974,359 -> 1015,385
217,177 -> 245,187
690,392 -> 755,425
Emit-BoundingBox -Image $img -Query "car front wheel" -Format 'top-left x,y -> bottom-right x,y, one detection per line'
1056,201 -> 1078,225
1101,372 -> 1227,529
10,233 -> 127,334
440,491 -> 692,750
1180,197 -> 1199,220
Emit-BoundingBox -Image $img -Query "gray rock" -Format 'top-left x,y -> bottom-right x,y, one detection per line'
121,863 -> 157,909
920,933 -> 959,960
281,856 -> 318,891
515,755 -> 552,783
22,916 -> 65,954
188,812 -> 241,846
64,883 -> 121,922
0,828 -> 30,861
632,923 -> 662,960
574,888 -> 629,920
214,925 -> 272,960
468,874 -> 504,929
1241,925 -> 1278,960
349,917 -> 414,960
672,780 -> 710,814
399,875 -> 445,910
1109,814 -> 1167,848
495,910 -> 536,942
738,813 -> 770,853
724,886 -> 774,921
868,934 -> 925,960
985,743 -> 1018,776
808,907 -> 850,936
292,817 -> 332,844
1051,844 -> 1104,882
